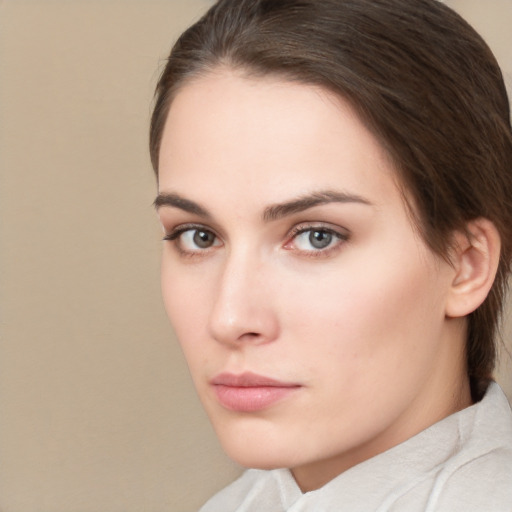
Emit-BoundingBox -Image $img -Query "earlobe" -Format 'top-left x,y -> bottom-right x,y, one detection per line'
445,218 -> 501,318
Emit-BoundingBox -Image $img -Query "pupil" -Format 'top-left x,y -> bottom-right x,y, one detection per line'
193,230 -> 214,248
309,230 -> 332,249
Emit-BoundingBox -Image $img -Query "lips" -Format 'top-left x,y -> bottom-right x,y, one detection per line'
210,372 -> 301,412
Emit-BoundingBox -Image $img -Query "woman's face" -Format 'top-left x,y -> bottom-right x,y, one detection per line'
156,70 -> 466,491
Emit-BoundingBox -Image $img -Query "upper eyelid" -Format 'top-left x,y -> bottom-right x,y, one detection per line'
162,220 -> 350,245
164,222 -> 221,238
287,221 -> 349,237
291,230 -> 347,246
164,225 -> 222,254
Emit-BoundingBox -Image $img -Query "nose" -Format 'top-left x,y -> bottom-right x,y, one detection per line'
208,249 -> 280,347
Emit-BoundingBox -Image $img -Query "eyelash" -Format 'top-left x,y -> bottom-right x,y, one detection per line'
163,223 -> 220,258
284,223 -> 349,257
163,222 -> 349,258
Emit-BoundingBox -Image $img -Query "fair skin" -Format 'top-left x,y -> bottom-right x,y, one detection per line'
155,69 -> 497,492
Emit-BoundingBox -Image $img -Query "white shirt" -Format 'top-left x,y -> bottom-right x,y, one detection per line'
200,382 -> 512,511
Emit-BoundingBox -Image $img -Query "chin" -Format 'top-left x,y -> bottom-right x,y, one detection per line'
223,442 -> 298,470
211,419 -> 306,470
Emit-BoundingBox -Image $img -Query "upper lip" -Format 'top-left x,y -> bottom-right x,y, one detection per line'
210,371 -> 300,388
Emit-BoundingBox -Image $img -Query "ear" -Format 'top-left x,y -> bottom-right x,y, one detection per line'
445,218 -> 501,318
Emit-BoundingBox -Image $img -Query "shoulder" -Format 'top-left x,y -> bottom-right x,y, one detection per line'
431,448 -> 512,512
431,383 -> 512,511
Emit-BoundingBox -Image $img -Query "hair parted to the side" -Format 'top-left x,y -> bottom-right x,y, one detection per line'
150,0 -> 512,400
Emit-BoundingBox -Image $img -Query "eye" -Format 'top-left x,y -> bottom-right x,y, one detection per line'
182,229 -> 217,249
284,225 -> 348,255
164,225 -> 222,254
295,229 -> 335,250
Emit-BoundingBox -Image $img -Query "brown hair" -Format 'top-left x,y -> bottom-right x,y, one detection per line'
150,0 -> 512,400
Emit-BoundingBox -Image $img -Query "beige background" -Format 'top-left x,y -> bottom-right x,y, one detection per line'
0,1 -> 511,511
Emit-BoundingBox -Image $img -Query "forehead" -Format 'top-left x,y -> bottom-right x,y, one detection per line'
158,69 -> 402,213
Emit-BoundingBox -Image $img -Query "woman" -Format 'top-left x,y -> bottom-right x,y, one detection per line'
150,0 -> 512,510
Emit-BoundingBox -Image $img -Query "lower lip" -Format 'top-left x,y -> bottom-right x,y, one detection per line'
212,385 -> 299,412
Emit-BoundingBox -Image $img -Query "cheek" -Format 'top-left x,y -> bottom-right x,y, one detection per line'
160,259 -> 212,345
280,248 -> 446,380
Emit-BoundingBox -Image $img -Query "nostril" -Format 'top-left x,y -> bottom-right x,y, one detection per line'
237,331 -> 262,342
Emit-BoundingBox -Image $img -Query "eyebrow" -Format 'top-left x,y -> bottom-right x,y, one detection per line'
262,190 -> 372,222
154,189 -> 372,221
154,193 -> 211,218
